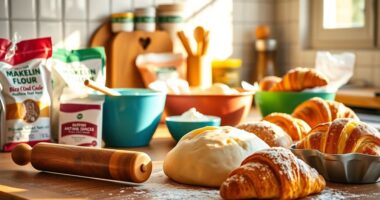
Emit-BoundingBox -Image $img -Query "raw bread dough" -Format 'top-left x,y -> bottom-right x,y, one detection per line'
163,126 -> 269,187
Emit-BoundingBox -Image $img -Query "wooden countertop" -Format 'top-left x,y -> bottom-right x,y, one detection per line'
1,122 -> 380,199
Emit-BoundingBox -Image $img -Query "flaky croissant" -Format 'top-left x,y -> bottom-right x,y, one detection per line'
237,121 -> 293,148
259,76 -> 281,91
296,118 -> 380,155
220,147 -> 325,199
292,97 -> 359,128
269,67 -> 329,92
263,112 -> 311,141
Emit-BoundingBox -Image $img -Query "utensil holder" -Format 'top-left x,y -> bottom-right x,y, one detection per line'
187,55 -> 212,88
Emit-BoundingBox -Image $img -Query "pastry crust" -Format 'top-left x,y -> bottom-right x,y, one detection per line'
237,121 -> 293,147
259,76 -> 281,91
220,147 -> 326,199
263,112 -> 311,141
292,97 -> 359,128
269,68 -> 328,92
296,118 -> 380,155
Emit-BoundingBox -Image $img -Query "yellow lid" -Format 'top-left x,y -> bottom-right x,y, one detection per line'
111,12 -> 134,18
212,59 -> 242,68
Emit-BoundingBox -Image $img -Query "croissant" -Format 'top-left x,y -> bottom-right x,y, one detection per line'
220,147 -> 325,199
259,76 -> 281,91
292,97 -> 359,128
237,121 -> 293,148
263,113 -> 311,141
296,118 -> 380,155
269,67 -> 328,92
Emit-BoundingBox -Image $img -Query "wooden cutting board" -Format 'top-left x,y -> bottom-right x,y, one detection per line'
90,21 -> 173,88
110,31 -> 173,88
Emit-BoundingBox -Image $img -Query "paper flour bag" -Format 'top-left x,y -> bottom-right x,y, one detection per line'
0,37 -> 52,151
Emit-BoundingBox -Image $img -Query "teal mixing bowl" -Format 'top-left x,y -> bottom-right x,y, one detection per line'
166,116 -> 221,142
103,89 -> 166,147
255,91 -> 335,117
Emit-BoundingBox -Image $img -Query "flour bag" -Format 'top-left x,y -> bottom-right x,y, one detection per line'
0,37 -> 52,151
51,48 -> 106,142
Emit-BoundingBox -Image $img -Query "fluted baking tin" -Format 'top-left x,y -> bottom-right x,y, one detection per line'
291,146 -> 380,184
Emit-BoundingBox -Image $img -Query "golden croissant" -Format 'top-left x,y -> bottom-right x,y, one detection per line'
259,76 -> 281,91
237,121 -> 293,147
263,112 -> 311,141
220,147 -> 325,199
296,118 -> 380,155
269,67 -> 328,92
292,97 -> 359,128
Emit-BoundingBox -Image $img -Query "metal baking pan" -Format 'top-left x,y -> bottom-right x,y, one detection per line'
290,146 -> 380,184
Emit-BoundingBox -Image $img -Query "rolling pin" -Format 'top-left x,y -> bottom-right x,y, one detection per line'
11,143 -> 152,183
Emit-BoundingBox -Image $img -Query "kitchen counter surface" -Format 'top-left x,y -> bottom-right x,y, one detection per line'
1,114 -> 380,199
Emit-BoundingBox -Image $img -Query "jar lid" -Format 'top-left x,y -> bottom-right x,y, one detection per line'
135,7 -> 156,16
212,59 -> 242,69
111,12 -> 134,18
255,39 -> 276,51
157,4 -> 184,12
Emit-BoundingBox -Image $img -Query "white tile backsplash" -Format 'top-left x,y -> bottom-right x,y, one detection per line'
0,0 -> 8,19
374,68 -> 380,87
88,21 -> 103,40
39,21 -> 63,47
0,20 -> 9,38
0,0 -> 277,84
39,0 -> 62,20
111,0 -> 133,13
89,0 -> 110,20
232,0 -> 244,22
133,0 -> 154,9
11,21 -> 37,40
155,0 -> 174,5
64,21 -> 87,49
64,0 -> 86,20
11,0 -> 36,19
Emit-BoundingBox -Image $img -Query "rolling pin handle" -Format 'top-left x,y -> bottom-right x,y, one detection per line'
11,143 -> 32,166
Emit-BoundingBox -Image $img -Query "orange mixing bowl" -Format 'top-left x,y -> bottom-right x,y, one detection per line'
165,91 -> 254,126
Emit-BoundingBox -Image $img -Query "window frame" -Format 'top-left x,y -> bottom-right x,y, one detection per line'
310,0 -> 376,49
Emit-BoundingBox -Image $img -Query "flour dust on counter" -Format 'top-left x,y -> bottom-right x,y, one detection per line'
0,37 -> 53,152
115,171 -> 220,200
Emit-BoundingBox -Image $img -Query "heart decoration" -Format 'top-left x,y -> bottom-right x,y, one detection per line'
139,37 -> 151,50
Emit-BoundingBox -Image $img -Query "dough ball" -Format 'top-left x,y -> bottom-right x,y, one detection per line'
163,126 -> 269,187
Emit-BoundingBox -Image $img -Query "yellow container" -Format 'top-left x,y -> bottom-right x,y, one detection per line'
212,59 -> 241,87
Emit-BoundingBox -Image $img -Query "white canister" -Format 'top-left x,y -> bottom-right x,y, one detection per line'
157,4 -> 184,52
157,4 -> 184,32
134,7 -> 156,32
111,12 -> 134,33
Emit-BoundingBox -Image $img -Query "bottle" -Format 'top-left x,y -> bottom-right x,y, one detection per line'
251,25 -> 278,83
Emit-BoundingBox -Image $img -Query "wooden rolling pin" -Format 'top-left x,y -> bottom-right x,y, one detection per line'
11,143 -> 152,183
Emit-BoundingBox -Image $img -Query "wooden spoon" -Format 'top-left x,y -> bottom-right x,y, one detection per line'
84,79 -> 121,96
194,26 -> 205,56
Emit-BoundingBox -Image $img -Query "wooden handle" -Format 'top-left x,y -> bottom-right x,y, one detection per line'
84,79 -> 121,96
11,143 -> 152,183
177,31 -> 193,56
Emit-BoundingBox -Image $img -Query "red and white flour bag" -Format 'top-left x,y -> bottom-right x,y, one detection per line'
0,37 -> 52,151
58,88 -> 104,148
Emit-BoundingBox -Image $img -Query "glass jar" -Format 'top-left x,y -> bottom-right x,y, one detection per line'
212,59 -> 241,87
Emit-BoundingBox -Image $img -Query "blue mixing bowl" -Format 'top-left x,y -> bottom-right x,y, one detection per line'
103,89 -> 166,147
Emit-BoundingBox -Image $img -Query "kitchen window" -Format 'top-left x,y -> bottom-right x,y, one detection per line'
310,0 -> 376,49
